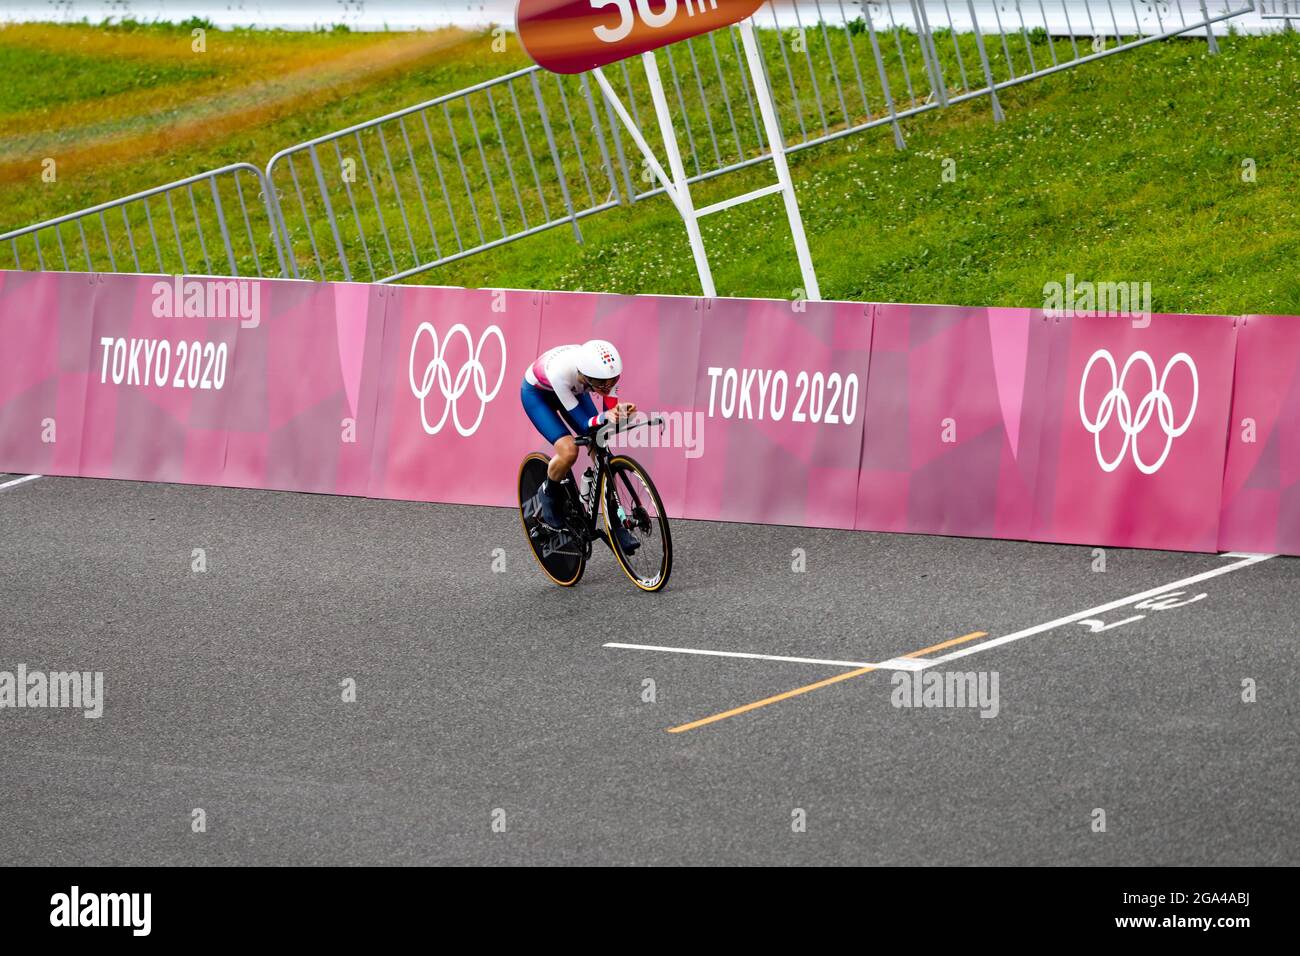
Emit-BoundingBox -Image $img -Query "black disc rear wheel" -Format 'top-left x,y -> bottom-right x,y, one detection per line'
518,453 -> 585,587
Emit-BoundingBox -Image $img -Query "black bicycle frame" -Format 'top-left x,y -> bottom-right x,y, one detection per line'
570,416 -> 664,546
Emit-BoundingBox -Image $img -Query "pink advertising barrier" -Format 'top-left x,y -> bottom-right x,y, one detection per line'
0,269 -> 1295,557
367,285 -> 542,506
685,296 -> 873,528
1033,311 -> 1237,552
854,305 -> 1051,540
1218,315 -> 1300,554
78,273 -> 240,485
221,280 -> 386,496
1,273 -> 390,494
854,305 -> 1238,552
0,271 -> 95,476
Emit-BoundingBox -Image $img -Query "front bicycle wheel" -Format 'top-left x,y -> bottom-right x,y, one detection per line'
602,454 -> 672,592
518,452 -> 585,587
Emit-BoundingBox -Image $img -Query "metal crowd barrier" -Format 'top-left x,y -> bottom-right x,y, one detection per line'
1,2 -> 1261,285
3,164 -> 283,279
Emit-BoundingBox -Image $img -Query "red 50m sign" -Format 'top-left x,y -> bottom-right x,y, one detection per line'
516,0 -> 764,74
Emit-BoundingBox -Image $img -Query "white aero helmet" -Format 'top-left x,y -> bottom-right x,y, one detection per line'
576,339 -> 622,380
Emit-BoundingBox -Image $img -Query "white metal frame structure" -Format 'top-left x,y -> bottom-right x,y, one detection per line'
592,17 -> 820,301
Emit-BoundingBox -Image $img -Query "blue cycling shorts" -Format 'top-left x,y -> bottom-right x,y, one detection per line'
521,379 -> 598,445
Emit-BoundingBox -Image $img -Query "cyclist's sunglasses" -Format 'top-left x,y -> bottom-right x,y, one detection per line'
581,374 -> 619,393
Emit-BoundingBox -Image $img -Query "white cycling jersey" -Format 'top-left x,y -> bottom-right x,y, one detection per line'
525,344 -> 619,426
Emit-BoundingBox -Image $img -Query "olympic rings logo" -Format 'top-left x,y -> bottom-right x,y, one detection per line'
408,322 -> 506,437
1078,349 -> 1198,475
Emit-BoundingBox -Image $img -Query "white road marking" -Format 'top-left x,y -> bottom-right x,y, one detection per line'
0,474 -> 41,492
603,642 -> 878,669
606,553 -> 1279,675
923,553 -> 1276,667
872,657 -> 931,672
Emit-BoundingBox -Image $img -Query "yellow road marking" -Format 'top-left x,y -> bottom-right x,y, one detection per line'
666,667 -> 875,734
899,631 -> 988,659
666,631 -> 987,734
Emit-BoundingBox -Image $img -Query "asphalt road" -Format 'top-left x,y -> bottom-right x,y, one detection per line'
1,473 -> 1296,865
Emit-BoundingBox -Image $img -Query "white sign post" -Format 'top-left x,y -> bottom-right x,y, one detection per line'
588,20 -> 822,300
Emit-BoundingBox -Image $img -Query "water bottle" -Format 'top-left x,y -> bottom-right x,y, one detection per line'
579,467 -> 594,501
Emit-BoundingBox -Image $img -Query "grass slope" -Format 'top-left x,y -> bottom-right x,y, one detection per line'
0,21 -> 1296,314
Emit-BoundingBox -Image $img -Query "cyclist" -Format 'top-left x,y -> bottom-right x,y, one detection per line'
521,339 -> 639,551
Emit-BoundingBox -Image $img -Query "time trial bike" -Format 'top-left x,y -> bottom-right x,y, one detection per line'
517,417 -> 672,592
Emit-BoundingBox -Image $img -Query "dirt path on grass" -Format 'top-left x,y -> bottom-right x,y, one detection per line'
0,27 -> 476,186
